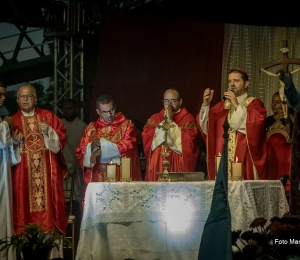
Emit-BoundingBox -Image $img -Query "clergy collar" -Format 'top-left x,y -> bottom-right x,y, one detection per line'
21,108 -> 35,116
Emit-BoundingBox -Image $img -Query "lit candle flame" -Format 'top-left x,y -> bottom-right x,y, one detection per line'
235,157 -> 238,162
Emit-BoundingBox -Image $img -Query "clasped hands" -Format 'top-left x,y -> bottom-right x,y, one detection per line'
90,139 -> 101,164
165,104 -> 174,123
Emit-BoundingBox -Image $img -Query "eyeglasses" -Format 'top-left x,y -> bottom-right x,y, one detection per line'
162,99 -> 180,104
100,108 -> 115,115
0,92 -> 7,98
18,94 -> 36,100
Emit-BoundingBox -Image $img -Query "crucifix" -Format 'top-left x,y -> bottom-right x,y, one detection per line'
261,39 -> 300,215
157,115 -> 175,182
260,40 -> 300,73
260,40 -> 300,139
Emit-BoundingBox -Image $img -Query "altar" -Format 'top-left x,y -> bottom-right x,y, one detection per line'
75,181 -> 289,260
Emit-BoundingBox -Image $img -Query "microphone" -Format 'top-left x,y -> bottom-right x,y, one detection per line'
222,87 -> 233,101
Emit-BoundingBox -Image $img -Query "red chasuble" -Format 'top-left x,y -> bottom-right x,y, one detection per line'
266,133 -> 291,180
11,107 -> 68,234
197,97 -> 267,180
77,112 -> 142,202
142,108 -> 200,181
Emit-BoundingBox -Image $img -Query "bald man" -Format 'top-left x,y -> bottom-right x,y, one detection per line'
142,88 -> 200,181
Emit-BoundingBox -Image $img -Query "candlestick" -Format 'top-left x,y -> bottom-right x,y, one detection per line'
107,163 -> 117,182
215,155 -> 221,175
120,157 -> 131,182
231,161 -> 243,181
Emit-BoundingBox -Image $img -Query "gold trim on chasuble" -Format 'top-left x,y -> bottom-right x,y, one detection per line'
87,120 -> 130,181
225,97 -> 255,180
21,115 -> 47,212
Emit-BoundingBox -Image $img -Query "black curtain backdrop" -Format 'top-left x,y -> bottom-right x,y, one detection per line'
91,9 -> 225,126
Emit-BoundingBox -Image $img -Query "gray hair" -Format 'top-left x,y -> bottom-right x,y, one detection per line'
17,84 -> 37,98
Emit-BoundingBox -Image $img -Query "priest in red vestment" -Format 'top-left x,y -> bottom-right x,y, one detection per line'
77,94 -> 142,206
197,68 -> 267,180
142,88 -> 200,181
265,92 -> 292,180
11,84 -> 68,238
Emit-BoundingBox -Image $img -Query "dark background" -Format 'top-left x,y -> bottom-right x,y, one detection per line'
1,0 -> 300,125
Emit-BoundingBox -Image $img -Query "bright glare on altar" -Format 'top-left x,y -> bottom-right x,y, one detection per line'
158,198 -> 196,241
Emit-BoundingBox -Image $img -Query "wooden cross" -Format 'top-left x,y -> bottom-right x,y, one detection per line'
260,40 -> 300,73
261,40 -> 300,139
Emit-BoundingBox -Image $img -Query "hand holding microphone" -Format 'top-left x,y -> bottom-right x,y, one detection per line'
223,87 -> 239,108
222,87 -> 233,101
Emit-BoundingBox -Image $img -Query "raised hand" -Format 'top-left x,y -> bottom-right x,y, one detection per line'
203,88 -> 214,107
39,118 -> 49,133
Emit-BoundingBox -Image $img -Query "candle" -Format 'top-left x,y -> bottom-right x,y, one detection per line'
215,155 -> 221,174
231,160 -> 243,181
121,157 -> 131,178
107,163 -> 117,178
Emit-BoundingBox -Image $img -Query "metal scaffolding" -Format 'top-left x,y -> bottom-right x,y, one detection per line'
0,0 -> 164,119
43,0 -> 96,120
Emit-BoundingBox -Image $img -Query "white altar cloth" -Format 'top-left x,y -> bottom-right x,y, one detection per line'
75,181 -> 289,260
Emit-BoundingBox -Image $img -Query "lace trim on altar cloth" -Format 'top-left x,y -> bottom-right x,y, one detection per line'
80,181 -> 289,232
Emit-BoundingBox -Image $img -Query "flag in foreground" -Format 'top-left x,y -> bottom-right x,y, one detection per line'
198,140 -> 232,260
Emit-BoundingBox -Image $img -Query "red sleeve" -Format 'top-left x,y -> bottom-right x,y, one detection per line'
246,99 -> 267,179
197,103 -> 229,180
196,111 -> 207,145
116,120 -> 142,181
181,114 -> 201,172
76,122 -> 95,171
40,109 -> 67,179
47,111 -> 66,149
141,115 -> 158,164
116,120 -> 137,158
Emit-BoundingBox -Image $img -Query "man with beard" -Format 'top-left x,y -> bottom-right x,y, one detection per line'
197,68 -> 267,180
77,94 -> 142,208
142,88 -> 200,181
